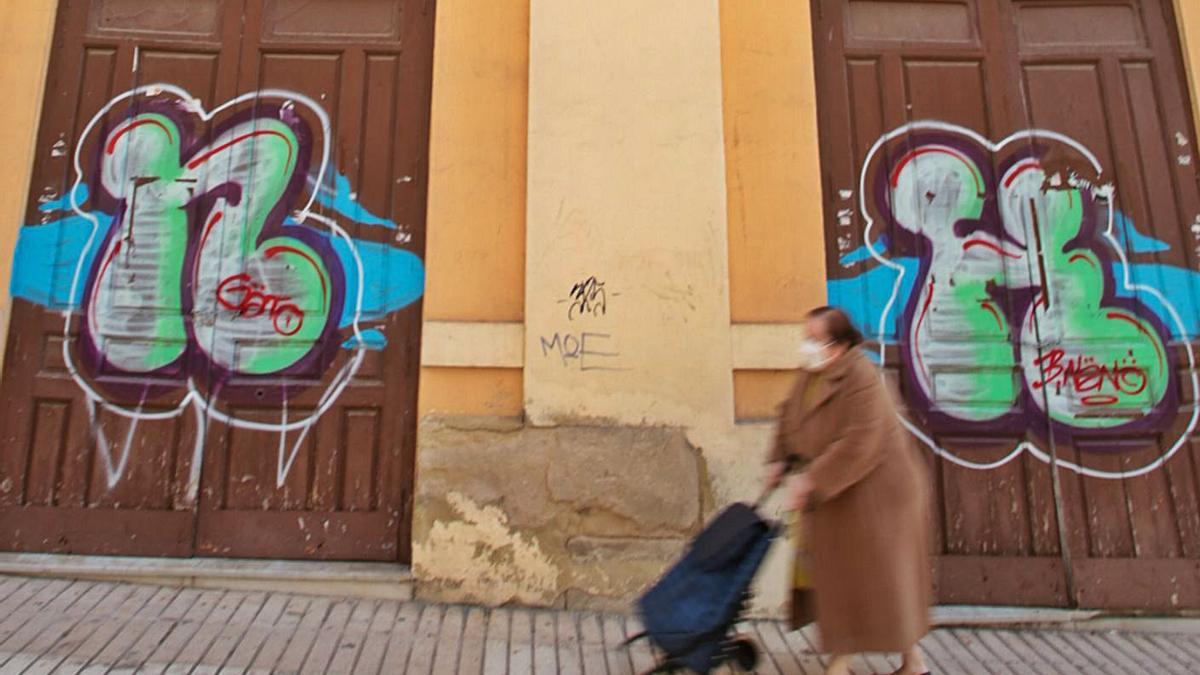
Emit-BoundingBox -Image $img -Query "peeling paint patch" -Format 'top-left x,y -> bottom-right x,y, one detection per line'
414,492 -> 559,606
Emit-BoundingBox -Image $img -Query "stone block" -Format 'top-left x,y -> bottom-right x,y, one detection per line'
546,426 -> 701,535
564,536 -> 685,563
413,419 -> 706,609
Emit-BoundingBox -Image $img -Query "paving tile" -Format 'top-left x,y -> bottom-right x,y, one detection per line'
555,611 -> 583,675
778,623 -> 828,674
215,591 -> 291,674
431,604 -> 465,675
49,583 -> 162,675
577,613 -> 608,675
945,628 -> 1011,675
0,575 -> 1191,674
1171,634 -> 1200,663
268,596 -> 332,675
532,610 -> 559,675
600,614 -> 633,675
932,628 -> 995,673
107,588 -> 204,673
377,600 -> 422,674
1140,632 -> 1200,673
162,591 -> 252,675
298,599 -> 356,674
346,599 -> 399,675
192,592 -> 270,674
960,629 -> 1037,675
458,606 -> 488,675
244,595 -> 312,673
9,580 -> 134,674
749,621 -> 790,674
405,603 -> 444,675
1013,631 -> 1086,675
507,609 -> 534,675
483,608 -> 511,675
623,617 -> 656,673
0,580 -> 104,671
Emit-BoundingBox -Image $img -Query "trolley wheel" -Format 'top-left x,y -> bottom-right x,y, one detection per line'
728,636 -> 759,672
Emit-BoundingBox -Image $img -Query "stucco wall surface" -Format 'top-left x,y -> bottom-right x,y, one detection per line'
0,0 -> 57,373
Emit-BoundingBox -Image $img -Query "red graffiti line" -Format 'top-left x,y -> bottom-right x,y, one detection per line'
1003,160 -> 1042,188
1107,311 -> 1166,370
1068,252 -> 1097,268
914,279 -> 935,379
963,238 -> 1022,259
216,274 -> 305,337
1028,293 -> 1047,331
186,130 -> 295,171
197,210 -> 224,255
106,119 -> 174,155
1030,348 -> 1149,404
264,245 -> 327,301
979,300 -> 1004,330
89,240 -> 123,334
891,147 -> 984,194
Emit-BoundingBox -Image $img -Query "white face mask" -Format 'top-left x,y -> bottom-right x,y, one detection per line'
798,338 -> 834,371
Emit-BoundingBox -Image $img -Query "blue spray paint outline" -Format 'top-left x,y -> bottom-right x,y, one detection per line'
13,175 -> 424,350
829,215 -> 1199,342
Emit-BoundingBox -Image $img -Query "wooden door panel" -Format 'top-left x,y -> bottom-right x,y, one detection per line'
815,0 -> 1200,608
193,0 -> 432,561
888,52 -> 1059,566
1172,440 -> 1200,559
1010,0 -> 1200,607
814,0 -> 1068,604
935,555 -> 1070,606
0,0 -> 242,555
87,0 -> 230,39
0,0 -> 431,562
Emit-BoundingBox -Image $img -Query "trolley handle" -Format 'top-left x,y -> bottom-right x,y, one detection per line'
753,454 -> 800,510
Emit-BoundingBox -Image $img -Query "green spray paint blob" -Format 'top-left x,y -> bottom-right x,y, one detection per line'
92,113 -> 190,373
1021,187 -> 1168,427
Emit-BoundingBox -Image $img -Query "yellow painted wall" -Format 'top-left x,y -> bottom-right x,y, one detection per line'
418,367 -> 523,418
524,0 -> 734,431
719,0 -> 823,419
425,0 -> 528,324
1175,1 -> 1200,142
733,370 -> 795,420
720,0 -> 826,324
0,0 -> 57,372
421,0 -> 530,417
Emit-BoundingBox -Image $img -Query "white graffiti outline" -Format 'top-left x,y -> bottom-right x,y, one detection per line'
64,84 -> 369,496
861,121 -> 1199,480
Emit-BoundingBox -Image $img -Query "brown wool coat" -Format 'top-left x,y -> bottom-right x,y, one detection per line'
769,349 -> 932,654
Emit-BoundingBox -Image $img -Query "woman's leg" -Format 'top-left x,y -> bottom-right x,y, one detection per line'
824,654 -> 853,675
896,645 -> 928,674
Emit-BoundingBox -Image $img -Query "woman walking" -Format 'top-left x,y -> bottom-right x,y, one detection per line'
764,306 -> 933,675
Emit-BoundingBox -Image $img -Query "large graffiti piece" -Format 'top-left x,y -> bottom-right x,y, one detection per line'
10,85 -> 425,496
829,122 -> 1199,480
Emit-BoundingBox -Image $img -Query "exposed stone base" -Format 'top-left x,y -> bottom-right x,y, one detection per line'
412,418 -> 707,611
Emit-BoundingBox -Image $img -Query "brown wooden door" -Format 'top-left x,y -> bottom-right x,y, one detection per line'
0,0 -> 432,562
815,0 -> 1200,609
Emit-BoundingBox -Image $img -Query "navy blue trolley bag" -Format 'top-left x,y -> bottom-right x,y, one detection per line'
624,482 -> 789,674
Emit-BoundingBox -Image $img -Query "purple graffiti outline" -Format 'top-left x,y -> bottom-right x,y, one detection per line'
863,128 -> 1180,448
77,91 -> 347,407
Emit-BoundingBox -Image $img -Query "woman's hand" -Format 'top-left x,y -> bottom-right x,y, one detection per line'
787,473 -> 814,512
763,461 -> 786,491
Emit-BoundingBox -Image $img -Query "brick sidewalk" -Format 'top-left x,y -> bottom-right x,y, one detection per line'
0,576 -> 1196,674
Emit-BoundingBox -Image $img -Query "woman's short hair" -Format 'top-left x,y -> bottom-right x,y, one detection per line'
806,306 -> 864,347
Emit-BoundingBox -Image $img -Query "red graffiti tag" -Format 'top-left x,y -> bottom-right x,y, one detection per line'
216,273 -> 305,336
1030,348 -> 1149,406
